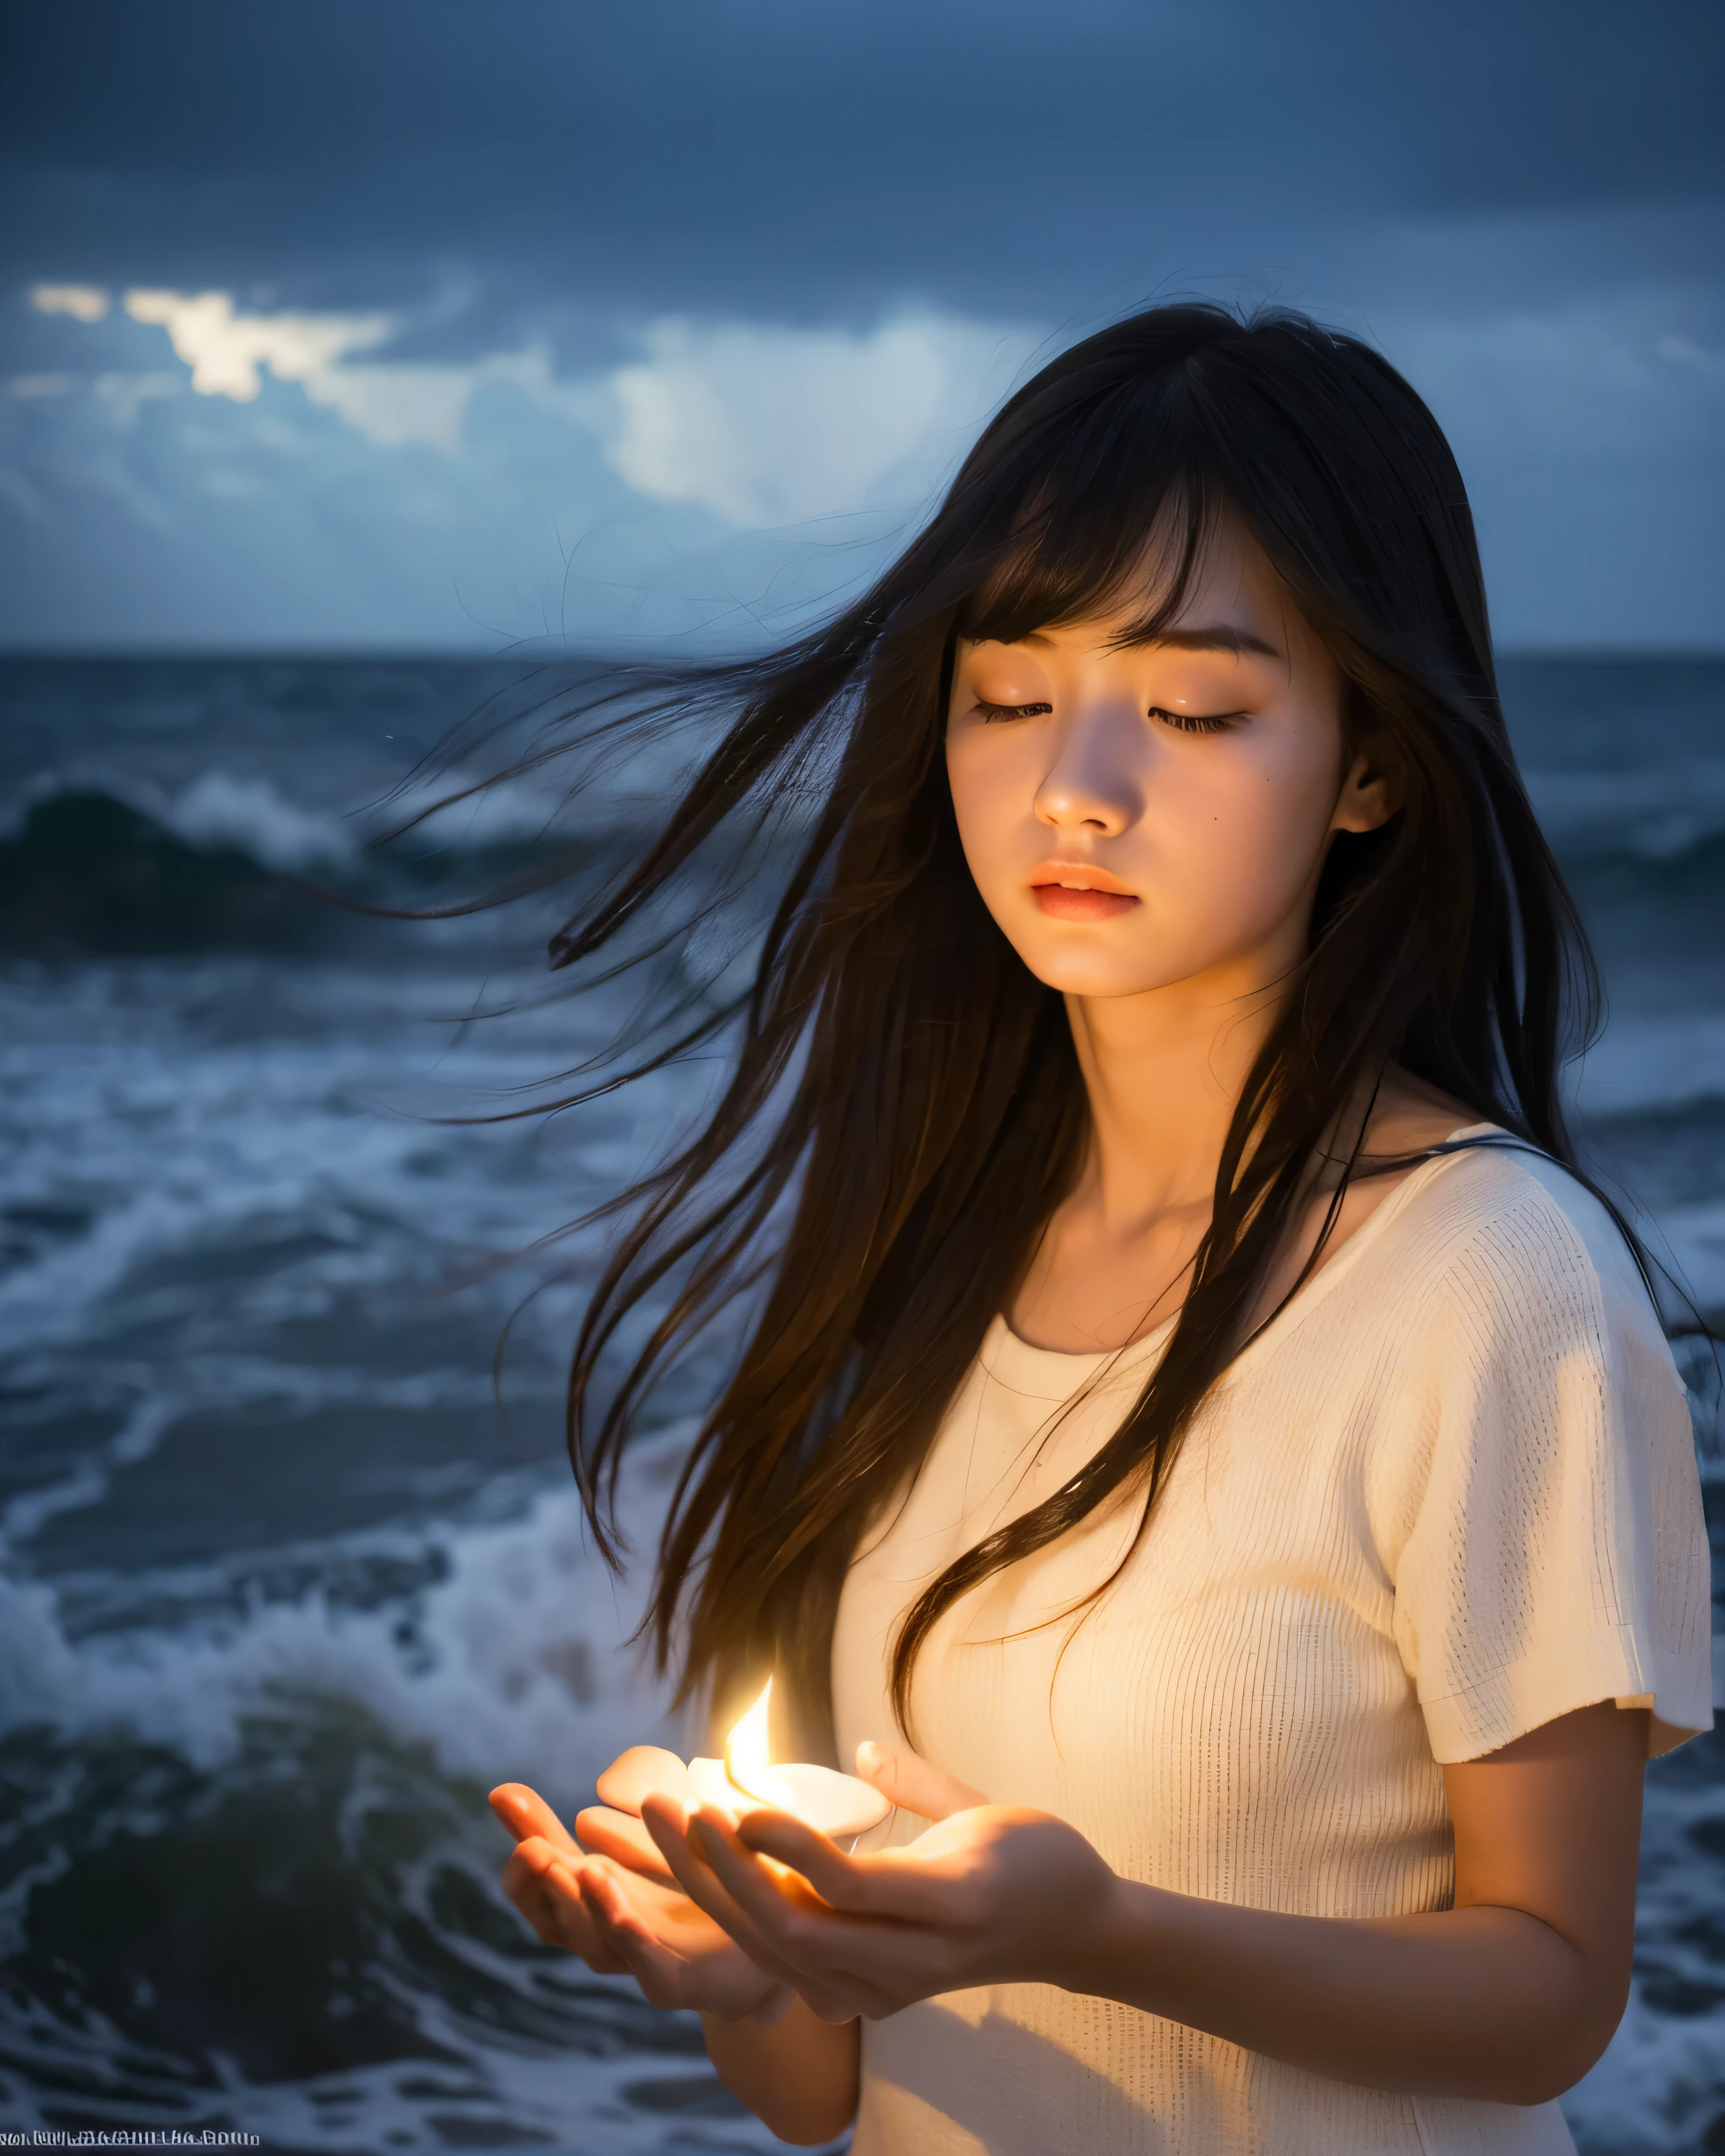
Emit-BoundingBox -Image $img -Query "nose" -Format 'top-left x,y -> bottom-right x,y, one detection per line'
1032,704 -> 1142,839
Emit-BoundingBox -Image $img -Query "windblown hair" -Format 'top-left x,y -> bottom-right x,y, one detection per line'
533,303 -> 1605,1758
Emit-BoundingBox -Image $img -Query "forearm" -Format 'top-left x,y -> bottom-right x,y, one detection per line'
701,1997 -> 859,2145
1079,1883 -> 1620,2104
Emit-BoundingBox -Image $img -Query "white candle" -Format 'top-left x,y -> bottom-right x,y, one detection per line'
686,1678 -> 891,1844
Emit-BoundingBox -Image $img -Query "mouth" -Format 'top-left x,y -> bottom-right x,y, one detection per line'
1030,863 -> 1140,921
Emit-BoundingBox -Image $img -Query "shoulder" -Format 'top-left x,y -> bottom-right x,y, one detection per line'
1371,1138 -> 1711,1764
1396,1137 -> 1638,1289
1358,1074 -> 1639,1304
1381,1138 -> 1674,1388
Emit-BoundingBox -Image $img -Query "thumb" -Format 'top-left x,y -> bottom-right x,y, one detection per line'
855,1739 -> 986,1821
595,1745 -> 691,1815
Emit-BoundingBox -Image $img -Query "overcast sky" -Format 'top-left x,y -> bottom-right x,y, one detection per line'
3,0 -> 1721,651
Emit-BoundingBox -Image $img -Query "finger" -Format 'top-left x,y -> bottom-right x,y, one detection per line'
544,1858 -> 632,1971
513,1832 -> 581,1879
595,1745 -> 692,1813
686,1817 -> 907,2018
490,1781 -> 581,1856
637,1796 -> 785,1947
733,1808 -> 975,1927
509,1837 -> 631,1957
579,1857 -> 800,2024
579,1863 -> 703,2009
690,1809 -> 842,1931
500,1847 -> 549,1920
500,1849 -> 629,1971
855,1739 -> 986,1822
576,1802 -> 678,1882
579,1858 -> 668,1952
502,1839 -> 575,1906
730,1808 -> 881,1911
638,1797 -> 808,1988
580,1854 -> 794,2021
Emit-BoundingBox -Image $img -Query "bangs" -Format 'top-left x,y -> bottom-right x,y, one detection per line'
955,376 -> 1233,650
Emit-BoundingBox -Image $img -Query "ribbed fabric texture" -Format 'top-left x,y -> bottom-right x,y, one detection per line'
832,1139 -> 1713,2156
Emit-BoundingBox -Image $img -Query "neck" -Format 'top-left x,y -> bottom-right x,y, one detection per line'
1064,960 -> 1287,1229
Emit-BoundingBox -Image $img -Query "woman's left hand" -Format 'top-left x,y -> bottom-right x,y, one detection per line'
638,1739 -> 1123,2023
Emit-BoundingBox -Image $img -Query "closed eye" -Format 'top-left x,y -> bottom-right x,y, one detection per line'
974,699 -> 1054,721
1148,705 -> 1244,735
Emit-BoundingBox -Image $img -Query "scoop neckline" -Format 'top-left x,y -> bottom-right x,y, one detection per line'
983,1121 -> 1502,1393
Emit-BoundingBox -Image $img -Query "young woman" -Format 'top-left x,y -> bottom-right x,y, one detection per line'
488,305 -> 1713,2153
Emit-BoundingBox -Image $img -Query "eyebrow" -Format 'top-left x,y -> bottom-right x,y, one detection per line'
1146,625 -> 1281,658
1013,624 -> 1282,659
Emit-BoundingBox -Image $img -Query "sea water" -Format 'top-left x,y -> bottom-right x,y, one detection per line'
0,655 -> 1719,2154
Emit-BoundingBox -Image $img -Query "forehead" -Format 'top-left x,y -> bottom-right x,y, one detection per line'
991,620 -> 1283,661
961,501 -> 1291,654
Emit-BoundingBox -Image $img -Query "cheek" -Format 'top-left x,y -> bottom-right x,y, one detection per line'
1182,735 -> 1334,850
1150,742 -> 1339,925
945,730 -> 1029,881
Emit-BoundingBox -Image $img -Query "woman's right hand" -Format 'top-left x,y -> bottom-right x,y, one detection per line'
489,1770 -> 792,2023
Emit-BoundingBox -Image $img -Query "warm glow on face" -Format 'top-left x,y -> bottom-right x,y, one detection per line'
724,1677 -> 774,1791
943,516 -> 1390,1012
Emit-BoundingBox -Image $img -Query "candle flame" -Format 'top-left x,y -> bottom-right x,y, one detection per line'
724,1676 -> 774,1792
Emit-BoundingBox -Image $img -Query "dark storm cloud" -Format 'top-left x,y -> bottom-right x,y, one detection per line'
3,0 -> 1721,649
5,0 -> 1722,320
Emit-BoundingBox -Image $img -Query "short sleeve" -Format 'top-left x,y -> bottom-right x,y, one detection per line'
1385,1157 -> 1714,1764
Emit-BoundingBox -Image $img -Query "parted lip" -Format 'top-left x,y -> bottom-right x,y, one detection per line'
1027,859 -> 1138,896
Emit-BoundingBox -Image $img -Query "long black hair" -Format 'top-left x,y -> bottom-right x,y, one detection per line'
505,302 -> 1612,1756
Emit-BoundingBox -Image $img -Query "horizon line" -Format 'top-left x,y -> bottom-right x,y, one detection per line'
3,640 -> 1724,667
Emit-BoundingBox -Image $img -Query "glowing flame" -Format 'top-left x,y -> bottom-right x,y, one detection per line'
724,1676 -> 774,1793
708,1673 -> 888,1837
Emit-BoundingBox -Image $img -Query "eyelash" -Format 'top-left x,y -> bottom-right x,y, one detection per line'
973,699 -> 1242,734
1147,705 -> 1241,735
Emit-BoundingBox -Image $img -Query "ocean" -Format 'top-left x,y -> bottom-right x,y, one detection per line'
0,653 -> 1720,2154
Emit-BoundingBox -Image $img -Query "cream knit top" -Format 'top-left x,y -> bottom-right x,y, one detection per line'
830,1135 -> 1714,2156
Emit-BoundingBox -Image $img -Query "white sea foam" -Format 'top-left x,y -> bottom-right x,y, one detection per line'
376,768 -> 575,850
1563,1985 -> 1725,2153
0,957 -> 672,1355
2,759 -> 643,875
4,1989 -> 786,2155
374,716 -> 718,851
168,769 -> 359,870
1,769 -> 360,872
0,1446 -> 686,1795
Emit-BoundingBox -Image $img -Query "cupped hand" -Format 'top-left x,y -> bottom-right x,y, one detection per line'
489,1772 -> 793,2022
575,1745 -> 692,1883
637,1739 -> 1122,2024
491,1781 -> 626,1968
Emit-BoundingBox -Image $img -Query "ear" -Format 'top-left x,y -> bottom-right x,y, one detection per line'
1330,746 -> 1401,836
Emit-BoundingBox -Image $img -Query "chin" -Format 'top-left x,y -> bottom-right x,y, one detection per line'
1016,947 -> 1182,999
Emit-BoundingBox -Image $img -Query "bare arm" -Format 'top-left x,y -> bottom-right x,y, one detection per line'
1084,1702 -> 1646,2099
647,1702 -> 1647,2106
699,2004 -> 859,2146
